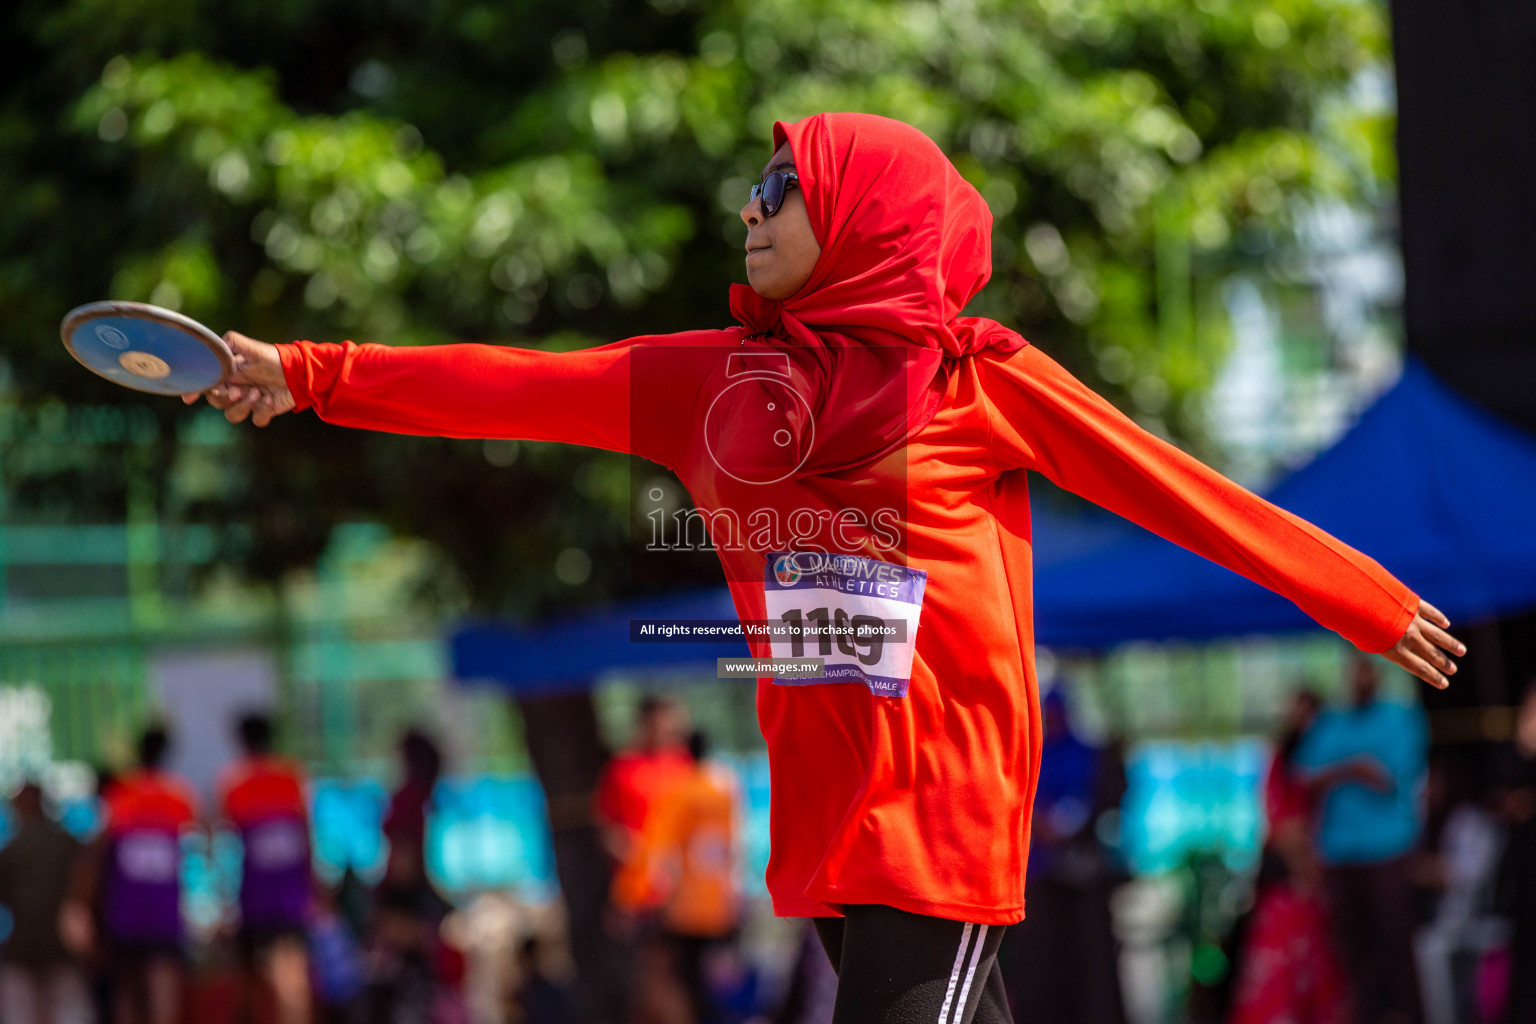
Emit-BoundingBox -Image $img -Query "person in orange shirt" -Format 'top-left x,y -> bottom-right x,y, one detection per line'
597,696 -> 694,915
187,111 -> 1466,1024
218,712 -> 314,1024
642,730 -> 741,1024
99,726 -> 198,1024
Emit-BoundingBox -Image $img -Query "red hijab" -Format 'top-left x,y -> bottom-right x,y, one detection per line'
728,112 -> 1029,477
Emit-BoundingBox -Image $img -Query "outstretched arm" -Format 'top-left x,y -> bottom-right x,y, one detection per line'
977,345 -> 1464,688
185,331 -> 698,467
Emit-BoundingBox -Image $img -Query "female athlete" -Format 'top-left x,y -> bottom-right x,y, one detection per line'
186,112 -> 1464,1024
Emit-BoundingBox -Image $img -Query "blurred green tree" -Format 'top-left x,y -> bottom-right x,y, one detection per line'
2,0 -> 1391,613
0,3 -> 1391,1009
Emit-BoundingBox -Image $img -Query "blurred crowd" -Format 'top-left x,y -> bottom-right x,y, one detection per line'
2,669 -> 1532,1024
1225,660 -> 1536,1024
0,714 -> 483,1024
0,714 -> 476,1024
0,697 -> 753,1024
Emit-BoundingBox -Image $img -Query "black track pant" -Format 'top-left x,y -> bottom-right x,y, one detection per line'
813,905 -> 1014,1024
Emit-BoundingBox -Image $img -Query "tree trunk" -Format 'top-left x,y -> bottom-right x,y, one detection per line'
514,690 -> 629,1024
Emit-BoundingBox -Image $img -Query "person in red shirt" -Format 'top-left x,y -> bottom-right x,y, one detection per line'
218,712 -> 314,1024
1230,689 -> 1352,1024
377,728 -> 448,919
99,726 -> 198,1024
596,695 -> 694,914
186,111 -> 1465,1024
1265,689 -> 1326,840
362,729 -> 465,1021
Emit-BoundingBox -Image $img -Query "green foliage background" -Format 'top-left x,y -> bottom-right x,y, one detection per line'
0,0 -> 1394,616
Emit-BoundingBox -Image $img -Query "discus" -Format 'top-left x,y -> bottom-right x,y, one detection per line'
60,301 -> 234,396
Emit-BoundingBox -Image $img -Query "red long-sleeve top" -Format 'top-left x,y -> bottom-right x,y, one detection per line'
279,332 -> 1417,923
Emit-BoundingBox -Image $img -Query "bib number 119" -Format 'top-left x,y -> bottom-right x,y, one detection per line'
779,607 -> 886,665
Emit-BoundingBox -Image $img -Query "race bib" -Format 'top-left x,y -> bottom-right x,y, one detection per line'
763,551 -> 927,697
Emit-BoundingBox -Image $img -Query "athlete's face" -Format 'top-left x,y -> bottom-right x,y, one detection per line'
740,141 -> 822,300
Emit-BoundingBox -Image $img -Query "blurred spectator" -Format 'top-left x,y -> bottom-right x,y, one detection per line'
361,883 -> 467,1024
1230,689 -> 1351,1024
629,936 -> 692,1024
363,729 -> 465,1024
598,696 -> 693,915
0,780 -> 94,1024
1496,678 -> 1536,1024
1295,658 -> 1428,1024
334,864 -> 373,947
218,711 -> 314,1024
381,729 -> 445,910
1412,756 -> 1504,1024
699,942 -> 761,1024
643,730 -> 741,1024
61,767 -> 116,1024
772,923 -> 838,1024
999,688 -> 1127,1024
362,885 -> 442,1024
509,934 -> 573,1024
1265,691 -> 1325,840
96,725 -> 199,1024
307,880 -> 366,1023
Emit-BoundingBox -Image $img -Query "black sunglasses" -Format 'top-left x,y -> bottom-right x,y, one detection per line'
749,170 -> 800,218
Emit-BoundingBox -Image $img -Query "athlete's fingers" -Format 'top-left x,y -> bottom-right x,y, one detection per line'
1419,600 -> 1450,630
1391,645 -> 1448,689
181,392 -> 200,405
1396,622 -> 1446,673
1409,628 -> 1457,675
1418,617 -> 1465,658
223,387 -> 259,424
252,393 -> 277,428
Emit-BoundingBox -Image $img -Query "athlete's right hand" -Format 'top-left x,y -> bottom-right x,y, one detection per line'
181,330 -> 295,427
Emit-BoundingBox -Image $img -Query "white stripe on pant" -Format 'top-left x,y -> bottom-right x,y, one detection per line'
936,922 -> 989,1024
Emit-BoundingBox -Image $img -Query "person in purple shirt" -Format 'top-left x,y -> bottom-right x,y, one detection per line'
219,713 -> 314,1024
97,726 -> 199,1024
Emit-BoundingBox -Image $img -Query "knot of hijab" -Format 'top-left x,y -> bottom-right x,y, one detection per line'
727,112 -> 1028,477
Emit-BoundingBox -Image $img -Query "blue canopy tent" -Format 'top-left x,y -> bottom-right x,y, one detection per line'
1031,358 -> 1536,649
453,586 -> 749,693
452,358 -> 1536,686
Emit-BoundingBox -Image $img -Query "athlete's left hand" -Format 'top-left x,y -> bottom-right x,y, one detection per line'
1383,599 -> 1464,690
